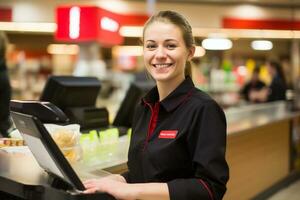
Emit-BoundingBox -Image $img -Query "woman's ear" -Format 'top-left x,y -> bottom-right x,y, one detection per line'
187,46 -> 195,61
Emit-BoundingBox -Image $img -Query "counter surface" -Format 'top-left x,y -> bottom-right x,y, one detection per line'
74,101 -> 300,172
225,101 -> 299,134
0,149 -> 115,200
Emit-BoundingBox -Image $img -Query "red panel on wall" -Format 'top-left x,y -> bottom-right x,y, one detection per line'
0,7 -> 12,22
223,17 -> 300,30
97,7 -> 123,46
77,7 -> 99,40
118,14 -> 149,26
56,6 -> 123,46
55,6 -> 148,46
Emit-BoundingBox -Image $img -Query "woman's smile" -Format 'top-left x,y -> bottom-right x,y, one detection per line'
152,63 -> 174,68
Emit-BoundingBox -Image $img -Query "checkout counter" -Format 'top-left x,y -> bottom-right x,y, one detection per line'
0,100 -> 116,200
224,101 -> 300,200
0,166 -> 115,200
0,140 -> 117,200
0,152 -> 116,200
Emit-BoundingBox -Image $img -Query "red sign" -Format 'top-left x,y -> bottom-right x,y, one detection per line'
55,6 -> 148,46
0,7 -> 12,22
223,17 -> 300,30
117,13 -> 149,26
56,6 -> 122,46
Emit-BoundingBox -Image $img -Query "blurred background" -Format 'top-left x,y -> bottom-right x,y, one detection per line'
1,0 -> 300,109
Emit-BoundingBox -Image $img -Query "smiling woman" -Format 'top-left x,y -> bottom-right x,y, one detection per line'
143,21 -> 193,99
142,11 -> 196,100
83,10 -> 229,200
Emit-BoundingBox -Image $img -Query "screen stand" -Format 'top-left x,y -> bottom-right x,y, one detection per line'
47,172 -> 73,191
65,107 -> 109,130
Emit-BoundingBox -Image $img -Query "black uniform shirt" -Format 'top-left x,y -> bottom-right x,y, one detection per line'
122,76 -> 229,200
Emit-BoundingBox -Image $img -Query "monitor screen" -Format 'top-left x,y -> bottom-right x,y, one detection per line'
112,83 -> 145,128
10,111 -> 85,191
40,76 -> 101,111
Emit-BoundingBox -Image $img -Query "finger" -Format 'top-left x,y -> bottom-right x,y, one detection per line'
84,182 -> 96,186
83,185 -> 93,190
83,188 -> 98,194
84,182 -> 106,190
83,183 -> 96,189
83,179 -> 97,184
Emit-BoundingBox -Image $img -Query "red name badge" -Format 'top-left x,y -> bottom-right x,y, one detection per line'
159,130 -> 178,139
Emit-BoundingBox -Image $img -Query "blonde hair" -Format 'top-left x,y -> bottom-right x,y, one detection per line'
143,10 -> 195,77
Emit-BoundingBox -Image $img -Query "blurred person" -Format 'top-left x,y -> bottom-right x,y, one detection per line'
250,61 -> 287,102
83,10 -> 229,200
266,60 -> 287,101
240,66 -> 266,103
0,31 -> 11,137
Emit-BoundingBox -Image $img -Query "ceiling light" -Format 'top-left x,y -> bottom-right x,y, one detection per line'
194,46 -> 206,57
0,22 -> 56,33
119,26 -> 143,37
202,38 -> 233,50
251,40 -> 273,50
112,46 -> 143,57
47,44 -> 79,55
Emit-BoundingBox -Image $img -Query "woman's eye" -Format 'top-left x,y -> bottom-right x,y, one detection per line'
146,44 -> 156,49
167,44 -> 177,49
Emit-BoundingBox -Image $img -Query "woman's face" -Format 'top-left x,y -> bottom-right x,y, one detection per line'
266,63 -> 275,77
143,21 -> 194,83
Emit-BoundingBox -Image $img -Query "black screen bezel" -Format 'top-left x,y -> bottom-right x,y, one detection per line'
11,111 -> 85,191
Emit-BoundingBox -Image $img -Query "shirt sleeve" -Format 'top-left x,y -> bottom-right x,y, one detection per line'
167,100 -> 229,200
120,171 -> 130,183
120,104 -> 142,184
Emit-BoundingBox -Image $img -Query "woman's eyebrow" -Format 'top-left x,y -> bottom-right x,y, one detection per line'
165,39 -> 178,42
145,40 -> 155,43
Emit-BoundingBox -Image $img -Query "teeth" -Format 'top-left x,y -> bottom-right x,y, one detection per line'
154,64 -> 172,68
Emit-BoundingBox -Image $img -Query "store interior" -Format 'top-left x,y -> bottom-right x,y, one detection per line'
1,0 -> 300,200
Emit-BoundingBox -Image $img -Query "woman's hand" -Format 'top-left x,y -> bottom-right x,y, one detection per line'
83,175 -> 170,200
83,175 -> 136,200
104,174 -> 127,183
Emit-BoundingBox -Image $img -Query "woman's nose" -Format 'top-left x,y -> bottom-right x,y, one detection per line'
155,47 -> 167,59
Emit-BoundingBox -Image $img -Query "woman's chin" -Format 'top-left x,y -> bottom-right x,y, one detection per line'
152,74 -> 172,82
150,69 -> 173,81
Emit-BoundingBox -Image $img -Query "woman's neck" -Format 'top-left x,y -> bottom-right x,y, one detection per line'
156,75 -> 185,102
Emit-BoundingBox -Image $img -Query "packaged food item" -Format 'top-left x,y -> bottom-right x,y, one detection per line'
44,124 -> 82,163
52,128 -> 77,148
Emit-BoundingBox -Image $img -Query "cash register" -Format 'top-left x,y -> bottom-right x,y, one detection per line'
40,75 -> 144,135
0,100 -> 115,200
40,76 -> 109,131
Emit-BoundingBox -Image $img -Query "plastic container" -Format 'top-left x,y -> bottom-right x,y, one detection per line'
44,123 -> 82,163
80,130 -> 101,164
